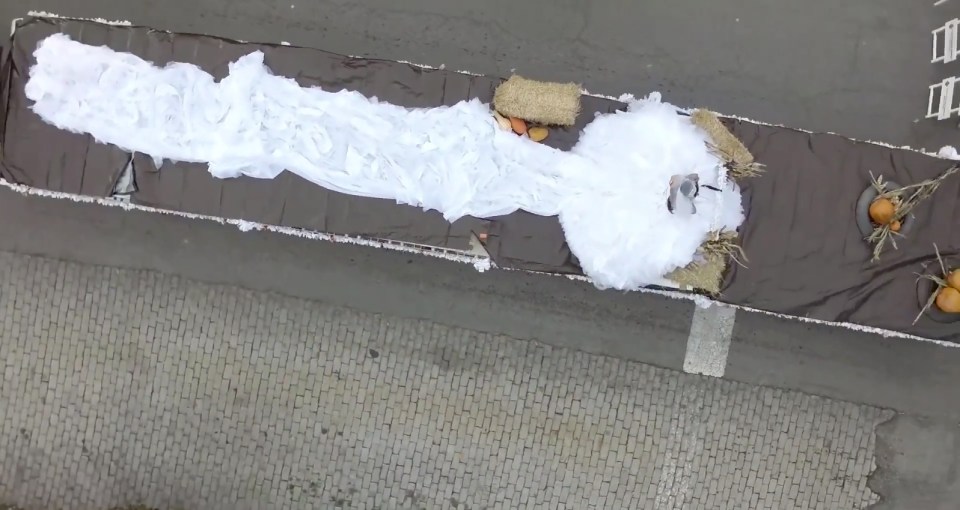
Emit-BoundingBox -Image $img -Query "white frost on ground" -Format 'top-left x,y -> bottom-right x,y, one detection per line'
234,220 -> 260,232
472,258 -> 492,273
24,10 -> 132,27
938,145 -> 960,160
25,33 -> 744,290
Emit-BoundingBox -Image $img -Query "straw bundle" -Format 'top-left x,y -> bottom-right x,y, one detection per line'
690,109 -> 764,179
691,109 -> 753,164
666,232 -> 746,295
493,75 -> 582,127
666,252 -> 727,295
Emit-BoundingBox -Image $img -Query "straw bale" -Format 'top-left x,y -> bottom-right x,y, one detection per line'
493,75 -> 581,127
690,109 -> 753,165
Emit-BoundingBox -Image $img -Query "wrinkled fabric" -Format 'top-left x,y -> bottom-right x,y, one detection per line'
25,33 -> 744,290
721,120 -> 960,342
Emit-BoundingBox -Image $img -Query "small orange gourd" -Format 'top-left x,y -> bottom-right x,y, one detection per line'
935,286 -> 960,314
868,197 -> 895,225
509,117 -> 528,135
528,126 -> 549,142
948,269 -> 960,291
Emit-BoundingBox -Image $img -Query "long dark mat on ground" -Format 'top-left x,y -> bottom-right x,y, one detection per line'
2,17 -> 957,341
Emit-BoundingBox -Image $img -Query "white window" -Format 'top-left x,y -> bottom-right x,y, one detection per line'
932,19 -> 960,63
927,77 -> 960,119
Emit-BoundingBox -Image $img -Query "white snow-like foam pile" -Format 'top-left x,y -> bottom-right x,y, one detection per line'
938,146 -> 960,160
24,33 -> 745,290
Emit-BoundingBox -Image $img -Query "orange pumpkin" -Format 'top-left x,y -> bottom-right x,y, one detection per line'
868,197 -> 895,225
935,286 -> 960,313
889,220 -> 901,232
948,269 -> 960,291
509,117 -> 528,135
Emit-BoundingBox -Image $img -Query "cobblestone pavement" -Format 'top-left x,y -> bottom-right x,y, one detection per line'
0,252 -> 890,510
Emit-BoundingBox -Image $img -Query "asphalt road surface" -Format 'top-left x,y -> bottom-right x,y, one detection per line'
1,1 -> 960,509
4,0 -> 960,150
0,188 -> 958,509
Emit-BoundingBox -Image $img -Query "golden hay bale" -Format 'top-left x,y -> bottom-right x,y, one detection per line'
666,252 -> 726,295
690,109 -> 753,165
493,75 -> 582,127
665,232 -> 745,295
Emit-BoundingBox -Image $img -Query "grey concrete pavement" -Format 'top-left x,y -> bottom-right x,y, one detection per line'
0,182 -> 959,509
727,315 -> 960,510
871,415 -> 960,510
727,312 -> 960,423
0,188 -> 693,372
2,0 -> 959,150
3,188 -> 960,424
0,252 -> 888,509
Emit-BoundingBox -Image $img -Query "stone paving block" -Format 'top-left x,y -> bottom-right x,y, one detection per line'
0,252 -> 889,510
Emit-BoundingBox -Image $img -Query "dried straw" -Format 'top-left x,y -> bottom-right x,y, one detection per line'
667,252 -> 726,295
493,75 -> 582,127
666,232 -> 746,295
867,165 -> 959,262
690,109 -> 764,180
913,244 -> 952,324
700,232 -> 749,268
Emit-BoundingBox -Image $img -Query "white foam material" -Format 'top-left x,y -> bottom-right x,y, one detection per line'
938,145 -> 960,160
24,34 -> 744,291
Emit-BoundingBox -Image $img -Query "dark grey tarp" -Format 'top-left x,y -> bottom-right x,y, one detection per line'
721,121 -> 960,341
2,16 -> 958,341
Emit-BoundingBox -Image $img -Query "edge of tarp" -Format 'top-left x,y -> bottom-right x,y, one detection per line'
0,19 -> 16,156
5,176 -> 958,348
